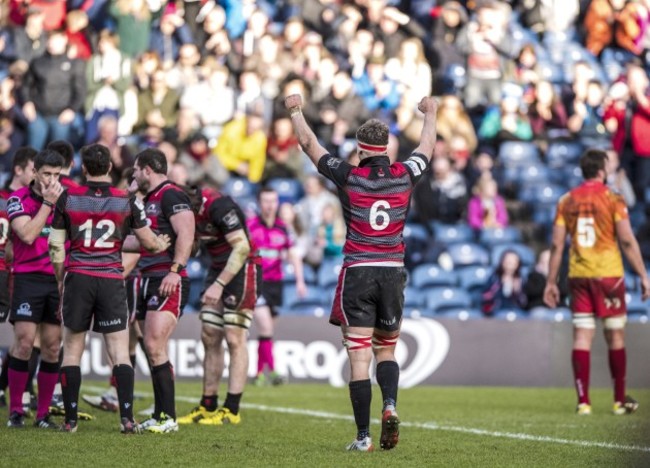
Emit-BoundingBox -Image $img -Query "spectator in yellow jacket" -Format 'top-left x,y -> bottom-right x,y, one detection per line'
214,110 -> 267,183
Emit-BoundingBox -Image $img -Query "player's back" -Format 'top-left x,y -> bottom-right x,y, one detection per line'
556,180 -> 627,278
63,183 -> 135,278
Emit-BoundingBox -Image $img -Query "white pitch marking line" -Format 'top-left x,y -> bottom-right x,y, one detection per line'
82,386 -> 650,453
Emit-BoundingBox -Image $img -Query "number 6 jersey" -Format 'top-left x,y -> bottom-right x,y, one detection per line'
554,180 -> 628,278
317,152 -> 428,268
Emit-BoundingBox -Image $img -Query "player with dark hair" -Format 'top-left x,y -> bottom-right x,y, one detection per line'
285,95 -> 438,451
5,149 -> 64,429
48,143 -> 169,433
177,187 -> 260,425
46,140 -> 80,189
544,149 -> 649,416
0,147 -> 37,409
132,148 -> 195,433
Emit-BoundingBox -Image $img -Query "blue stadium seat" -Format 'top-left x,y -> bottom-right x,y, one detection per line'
403,223 -> 429,242
532,204 -> 556,225
498,141 -> 540,167
539,62 -> 565,84
439,243 -> 490,269
493,309 -> 529,321
518,183 -> 564,205
317,259 -> 342,288
435,308 -> 484,321
478,227 -> 523,246
222,177 -> 258,198
545,142 -> 583,168
282,284 -> 326,309
519,164 -> 551,185
624,274 -> 637,292
282,262 -> 317,285
187,278 -> 205,310
410,264 -> 458,288
625,291 -> 647,316
529,307 -> 572,322
404,286 -> 426,308
457,266 -> 493,290
491,243 -> 536,267
286,303 -> 328,318
425,287 -> 472,312
186,258 -> 206,280
432,223 -> 475,245
266,178 -> 304,204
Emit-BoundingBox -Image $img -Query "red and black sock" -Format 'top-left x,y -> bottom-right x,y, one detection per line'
572,349 -> 591,405
223,392 -> 242,415
113,364 -> 135,421
60,365 -> 81,423
201,394 -> 218,412
608,348 -> 626,403
152,361 -> 175,420
376,361 -> 399,409
349,379 -> 371,439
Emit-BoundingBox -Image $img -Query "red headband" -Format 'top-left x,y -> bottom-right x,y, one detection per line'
357,141 -> 388,153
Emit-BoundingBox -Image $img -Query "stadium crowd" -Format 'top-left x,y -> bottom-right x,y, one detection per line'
0,0 -> 650,322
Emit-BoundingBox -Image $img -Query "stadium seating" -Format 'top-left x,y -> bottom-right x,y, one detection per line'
498,141 -> 540,167
625,291 -> 646,316
529,307 -> 572,322
519,164 -> 552,185
286,303 -> 328,318
282,262 -> 317,285
317,259 -> 342,288
222,177 -> 258,198
478,227 -> 523,246
282,284 -> 326,309
425,287 -> 472,312
435,308 -> 484,321
404,286 -> 427,308
545,142 -> 583,168
266,178 -> 304,204
493,309 -> 529,321
490,243 -> 536,267
518,183 -> 565,205
457,265 -> 493,290
410,263 -> 458,288
187,258 -> 206,280
432,222 -> 475,245
439,243 -> 490,269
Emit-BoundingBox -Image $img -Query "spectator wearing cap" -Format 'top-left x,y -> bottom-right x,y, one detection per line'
84,29 -> 133,144
180,58 -> 235,140
149,4 -> 193,70
22,29 -> 86,150
213,109 -> 267,183
109,0 -> 156,58
12,7 -> 47,64
457,2 -> 518,110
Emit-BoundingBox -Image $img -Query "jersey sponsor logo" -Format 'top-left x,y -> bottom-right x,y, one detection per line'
94,189 -> 103,197
380,316 -> 396,326
404,160 -> 421,177
147,295 -> 160,307
146,204 -> 158,215
98,318 -> 122,327
16,302 -> 32,317
6,197 -> 23,215
173,203 -> 191,213
604,297 -> 622,309
224,295 -> 237,306
223,210 -> 240,229
326,158 -> 342,169
377,168 -> 385,177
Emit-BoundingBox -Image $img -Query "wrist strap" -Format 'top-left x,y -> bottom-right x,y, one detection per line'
215,278 -> 226,288
289,107 -> 302,117
43,200 -> 54,208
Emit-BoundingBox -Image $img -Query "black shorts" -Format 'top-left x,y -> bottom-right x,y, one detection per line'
62,273 -> 128,334
9,273 -> 60,325
204,262 -> 261,312
125,274 -> 141,322
255,280 -> 283,317
136,275 -> 190,321
0,271 -> 10,320
330,266 -> 407,332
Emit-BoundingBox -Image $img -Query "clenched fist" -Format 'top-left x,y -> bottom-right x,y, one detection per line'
285,94 -> 303,111
418,96 -> 438,115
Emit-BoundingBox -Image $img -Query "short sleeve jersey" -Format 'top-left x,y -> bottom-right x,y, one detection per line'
7,184 -> 56,275
51,182 -> 147,279
247,215 -> 293,282
317,152 -> 428,267
196,188 -> 259,270
139,180 -> 193,277
0,189 -> 11,271
60,175 -> 82,190
554,180 -> 628,278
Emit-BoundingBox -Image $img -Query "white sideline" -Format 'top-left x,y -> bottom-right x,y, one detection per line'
83,385 -> 650,453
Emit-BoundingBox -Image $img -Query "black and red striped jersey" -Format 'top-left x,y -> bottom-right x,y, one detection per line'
60,174 -> 82,190
0,189 -> 11,271
196,188 -> 259,270
51,182 -> 147,279
139,180 -> 193,276
317,152 -> 428,267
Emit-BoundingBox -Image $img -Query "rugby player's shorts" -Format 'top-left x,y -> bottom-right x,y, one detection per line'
9,273 -> 60,325
569,277 -> 626,319
136,275 -> 190,321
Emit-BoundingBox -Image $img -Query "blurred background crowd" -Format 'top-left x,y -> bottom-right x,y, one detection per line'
1,0 -> 650,320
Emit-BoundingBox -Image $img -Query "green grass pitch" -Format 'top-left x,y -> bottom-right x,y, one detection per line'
1,382 -> 649,467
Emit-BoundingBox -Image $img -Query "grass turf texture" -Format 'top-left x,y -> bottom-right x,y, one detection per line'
1,382 -> 649,467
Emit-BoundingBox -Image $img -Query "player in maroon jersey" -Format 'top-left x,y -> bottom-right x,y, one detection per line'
132,148 -> 195,433
177,187 -> 261,426
48,144 -> 170,433
286,94 -> 438,452
5,149 -> 65,429
47,140 -> 81,189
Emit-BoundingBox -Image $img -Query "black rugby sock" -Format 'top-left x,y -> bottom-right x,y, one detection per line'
201,394 -> 218,412
152,361 -> 175,419
223,392 -> 242,415
27,347 -> 40,394
0,352 -> 9,391
349,379 -> 372,438
376,361 -> 399,409
113,365 -> 135,421
60,366 -> 81,423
